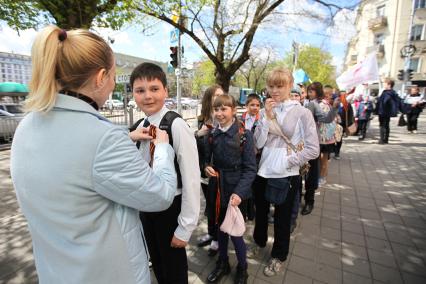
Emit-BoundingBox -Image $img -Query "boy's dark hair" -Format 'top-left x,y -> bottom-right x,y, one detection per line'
323,84 -> 333,89
307,82 -> 324,100
130,62 -> 167,89
245,93 -> 261,105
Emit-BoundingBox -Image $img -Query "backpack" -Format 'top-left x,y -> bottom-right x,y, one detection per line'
129,111 -> 183,188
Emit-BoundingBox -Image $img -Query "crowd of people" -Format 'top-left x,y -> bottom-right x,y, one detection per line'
10,26 -> 425,284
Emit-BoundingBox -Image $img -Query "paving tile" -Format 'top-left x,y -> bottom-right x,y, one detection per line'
342,256 -> 371,278
314,263 -> 342,284
342,231 -> 366,247
342,221 -> 363,234
284,270 -> 313,284
287,255 -> 316,279
370,263 -> 403,284
321,216 -> 341,230
317,248 -> 342,269
320,227 -> 341,242
342,243 -> 368,260
293,241 -> 316,260
365,236 -> 392,253
318,237 -> 341,254
401,272 -> 426,284
363,226 -> 388,240
367,249 -> 397,269
343,271 -> 372,284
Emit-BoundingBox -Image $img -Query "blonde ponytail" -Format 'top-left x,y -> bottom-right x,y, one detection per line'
26,26 -> 62,112
25,25 -> 113,113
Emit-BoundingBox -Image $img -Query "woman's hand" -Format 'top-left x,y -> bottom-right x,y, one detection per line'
264,98 -> 276,120
129,127 -> 153,142
153,128 -> 169,145
204,166 -> 217,177
230,194 -> 241,206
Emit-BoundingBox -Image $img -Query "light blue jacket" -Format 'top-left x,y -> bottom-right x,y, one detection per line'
10,94 -> 177,284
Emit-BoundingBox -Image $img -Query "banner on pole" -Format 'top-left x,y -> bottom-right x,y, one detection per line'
293,69 -> 310,84
336,53 -> 380,90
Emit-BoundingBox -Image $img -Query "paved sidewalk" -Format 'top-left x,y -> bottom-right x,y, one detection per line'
1,114 -> 426,284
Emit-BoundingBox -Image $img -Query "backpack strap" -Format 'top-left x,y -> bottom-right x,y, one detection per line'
159,111 -> 183,188
129,118 -> 145,149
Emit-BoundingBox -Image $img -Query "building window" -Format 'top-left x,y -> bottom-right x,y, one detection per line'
374,33 -> 385,45
411,25 -> 424,41
410,58 -> 420,72
415,0 -> 426,9
376,5 -> 385,17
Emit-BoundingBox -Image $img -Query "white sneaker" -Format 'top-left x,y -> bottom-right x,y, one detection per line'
210,240 -> 219,250
263,258 -> 283,276
197,234 -> 212,242
413,130 -> 417,134
319,177 -> 327,186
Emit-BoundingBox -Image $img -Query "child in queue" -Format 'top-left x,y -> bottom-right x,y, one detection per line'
203,94 -> 257,284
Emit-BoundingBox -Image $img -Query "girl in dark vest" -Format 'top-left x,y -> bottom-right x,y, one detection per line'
203,94 -> 257,284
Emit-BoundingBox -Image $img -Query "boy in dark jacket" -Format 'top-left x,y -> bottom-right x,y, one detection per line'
376,78 -> 399,144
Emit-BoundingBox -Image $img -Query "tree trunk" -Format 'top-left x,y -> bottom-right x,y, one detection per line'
215,71 -> 231,93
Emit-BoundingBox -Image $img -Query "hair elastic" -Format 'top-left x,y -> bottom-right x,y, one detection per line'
58,29 -> 67,41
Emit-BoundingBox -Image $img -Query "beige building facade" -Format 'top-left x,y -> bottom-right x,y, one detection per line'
345,0 -> 426,88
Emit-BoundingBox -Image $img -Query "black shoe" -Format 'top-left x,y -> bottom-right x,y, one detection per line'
234,266 -> 248,284
208,248 -> 218,257
378,140 -> 385,145
197,236 -> 213,247
207,259 -> 231,283
290,221 -> 297,233
301,203 -> 314,215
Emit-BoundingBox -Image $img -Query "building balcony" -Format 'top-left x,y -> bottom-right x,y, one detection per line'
412,39 -> 426,53
368,16 -> 387,31
415,7 -> 426,20
367,44 -> 385,58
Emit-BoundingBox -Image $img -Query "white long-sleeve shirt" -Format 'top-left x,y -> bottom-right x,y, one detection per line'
138,106 -> 200,242
254,100 -> 319,178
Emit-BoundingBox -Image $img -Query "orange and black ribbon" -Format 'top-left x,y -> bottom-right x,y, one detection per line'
148,125 -> 156,167
214,170 -> 221,225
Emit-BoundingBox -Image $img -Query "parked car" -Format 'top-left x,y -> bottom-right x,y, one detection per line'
180,97 -> 199,109
104,99 -> 124,109
165,98 -> 177,110
0,104 -> 24,142
127,100 -> 137,108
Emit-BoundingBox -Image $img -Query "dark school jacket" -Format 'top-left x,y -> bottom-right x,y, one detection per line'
203,120 -> 257,207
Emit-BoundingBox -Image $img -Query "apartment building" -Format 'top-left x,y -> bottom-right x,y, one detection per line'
344,0 -> 426,89
0,52 -> 31,85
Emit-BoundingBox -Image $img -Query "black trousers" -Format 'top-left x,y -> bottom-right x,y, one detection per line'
201,183 -> 217,240
407,112 -> 420,131
253,175 -> 299,262
304,157 -> 319,204
358,120 -> 368,138
379,116 -> 390,142
335,140 -> 342,156
140,195 -> 188,284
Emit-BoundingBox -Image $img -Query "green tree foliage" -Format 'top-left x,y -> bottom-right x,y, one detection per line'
192,59 -> 216,96
0,0 -> 136,30
284,45 -> 336,87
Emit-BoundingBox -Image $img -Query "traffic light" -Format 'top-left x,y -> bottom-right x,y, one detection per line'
406,69 -> 414,81
170,46 -> 178,68
397,69 -> 404,81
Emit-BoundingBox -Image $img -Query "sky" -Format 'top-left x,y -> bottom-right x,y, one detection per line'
0,0 -> 359,75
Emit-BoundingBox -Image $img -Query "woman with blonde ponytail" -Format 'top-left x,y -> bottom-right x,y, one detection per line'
11,26 -> 178,284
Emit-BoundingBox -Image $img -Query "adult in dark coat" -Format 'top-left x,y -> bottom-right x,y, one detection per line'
376,78 -> 399,144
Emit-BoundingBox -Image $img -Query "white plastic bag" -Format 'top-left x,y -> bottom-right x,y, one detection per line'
220,201 -> 246,237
